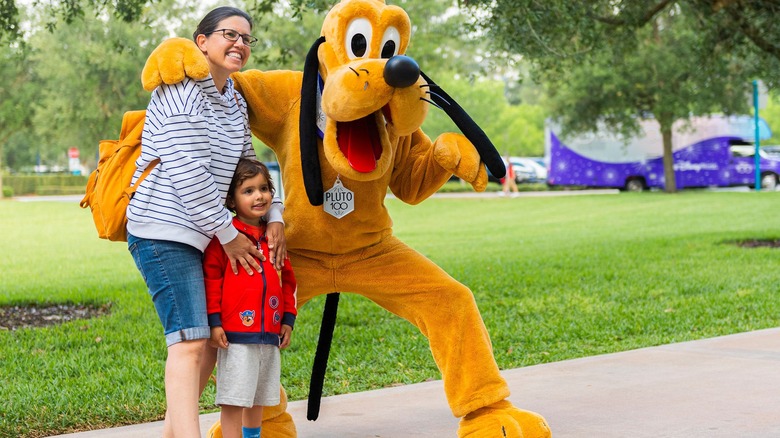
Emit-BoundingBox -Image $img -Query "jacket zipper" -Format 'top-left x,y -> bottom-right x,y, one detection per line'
258,238 -> 267,335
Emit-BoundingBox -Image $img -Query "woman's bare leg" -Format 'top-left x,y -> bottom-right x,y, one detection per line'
165,339 -> 208,437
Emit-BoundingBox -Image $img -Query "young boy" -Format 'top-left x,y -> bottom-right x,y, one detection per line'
203,158 -> 297,438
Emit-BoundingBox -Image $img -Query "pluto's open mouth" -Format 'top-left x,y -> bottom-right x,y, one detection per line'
337,106 -> 389,173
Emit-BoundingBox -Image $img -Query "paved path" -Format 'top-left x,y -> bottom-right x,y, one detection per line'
51,327 -> 780,437
15,189 -> 620,205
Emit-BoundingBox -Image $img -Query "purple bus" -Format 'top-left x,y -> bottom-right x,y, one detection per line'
545,115 -> 778,191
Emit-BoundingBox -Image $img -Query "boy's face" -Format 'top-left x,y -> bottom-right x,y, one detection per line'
232,173 -> 272,225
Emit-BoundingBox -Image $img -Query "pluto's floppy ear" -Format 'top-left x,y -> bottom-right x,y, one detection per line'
420,71 -> 506,179
300,36 -> 327,206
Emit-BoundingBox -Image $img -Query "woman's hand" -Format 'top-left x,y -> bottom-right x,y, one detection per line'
266,221 -> 287,271
222,233 -> 264,275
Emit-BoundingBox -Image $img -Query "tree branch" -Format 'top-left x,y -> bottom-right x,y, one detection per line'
524,15 -> 591,59
726,7 -> 780,59
711,0 -> 741,12
591,0 -> 676,26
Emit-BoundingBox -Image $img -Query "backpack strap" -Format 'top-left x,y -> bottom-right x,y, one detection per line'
124,158 -> 160,198
136,158 -> 160,186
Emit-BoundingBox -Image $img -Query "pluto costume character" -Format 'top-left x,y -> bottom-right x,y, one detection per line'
142,1 -> 550,437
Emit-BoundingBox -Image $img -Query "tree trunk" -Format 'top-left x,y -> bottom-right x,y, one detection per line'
660,123 -> 676,193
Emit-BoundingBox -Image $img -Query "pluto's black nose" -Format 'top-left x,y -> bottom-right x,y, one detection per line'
384,55 -> 420,88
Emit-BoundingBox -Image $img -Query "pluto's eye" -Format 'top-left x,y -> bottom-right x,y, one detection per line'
345,18 -> 372,59
380,26 -> 400,59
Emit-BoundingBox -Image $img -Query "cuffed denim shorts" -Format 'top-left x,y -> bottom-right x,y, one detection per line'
128,233 -> 210,347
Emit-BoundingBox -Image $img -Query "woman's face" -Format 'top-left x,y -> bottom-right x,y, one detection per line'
197,15 -> 252,80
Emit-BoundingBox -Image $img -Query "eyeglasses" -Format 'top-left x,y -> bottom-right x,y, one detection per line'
207,29 -> 258,48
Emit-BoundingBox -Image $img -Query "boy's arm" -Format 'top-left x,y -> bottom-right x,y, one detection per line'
210,326 -> 228,349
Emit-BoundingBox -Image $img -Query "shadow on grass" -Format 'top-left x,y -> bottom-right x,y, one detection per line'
0,302 -> 111,330
722,238 -> 780,248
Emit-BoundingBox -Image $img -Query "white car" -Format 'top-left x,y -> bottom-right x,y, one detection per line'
511,157 -> 548,183
504,158 -> 535,183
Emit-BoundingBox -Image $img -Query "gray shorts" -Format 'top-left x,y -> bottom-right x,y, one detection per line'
215,343 -> 281,408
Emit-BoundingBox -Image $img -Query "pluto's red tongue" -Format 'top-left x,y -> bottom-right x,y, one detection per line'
337,115 -> 381,173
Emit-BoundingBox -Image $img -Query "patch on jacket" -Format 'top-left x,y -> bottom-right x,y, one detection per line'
239,310 -> 256,327
269,295 -> 280,309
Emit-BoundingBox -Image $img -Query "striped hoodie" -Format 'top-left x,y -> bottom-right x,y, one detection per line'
127,76 -> 282,251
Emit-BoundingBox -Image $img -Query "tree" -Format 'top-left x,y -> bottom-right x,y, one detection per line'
0,36 -> 35,195
463,1 -> 780,70
422,76 -> 546,157
760,94 -> 780,145
1,0 -> 147,43
7,0 -> 780,70
3,0 -> 201,171
464,1 -> 780,192
3,0 -> 546,172
26,16 -> 161,168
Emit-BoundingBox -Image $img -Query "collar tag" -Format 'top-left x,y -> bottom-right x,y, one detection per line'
323,175 -> 354,219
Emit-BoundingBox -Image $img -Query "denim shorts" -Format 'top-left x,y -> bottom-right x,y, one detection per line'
128,233 -> 210,347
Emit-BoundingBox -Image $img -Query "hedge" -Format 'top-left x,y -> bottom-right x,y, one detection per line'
3,174 -> 88,196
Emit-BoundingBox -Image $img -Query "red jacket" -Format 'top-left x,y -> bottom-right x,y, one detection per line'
203,218 -> 297,346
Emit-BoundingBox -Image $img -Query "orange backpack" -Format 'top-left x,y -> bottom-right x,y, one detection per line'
80,110 -> 159,241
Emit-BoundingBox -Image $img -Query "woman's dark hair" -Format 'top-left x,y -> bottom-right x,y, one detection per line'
226,158 -> 275,212
193,6 -> 254,41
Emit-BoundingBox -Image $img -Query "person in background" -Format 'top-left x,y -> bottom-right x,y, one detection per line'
126,7 -> 286,437
203,158 -> 297,438
501,154 -> 520,197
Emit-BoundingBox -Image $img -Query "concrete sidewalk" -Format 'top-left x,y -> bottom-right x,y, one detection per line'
52,328 -> 780,437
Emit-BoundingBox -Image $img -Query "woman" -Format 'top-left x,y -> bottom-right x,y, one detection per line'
126,7 -> 284,437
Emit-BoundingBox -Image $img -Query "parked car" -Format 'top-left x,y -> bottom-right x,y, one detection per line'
507,158 -> 536,183
485,157 -> 538,184
512,157 -> 548,183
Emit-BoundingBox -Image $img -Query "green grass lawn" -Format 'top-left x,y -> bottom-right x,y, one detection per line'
2,191 -> 779,436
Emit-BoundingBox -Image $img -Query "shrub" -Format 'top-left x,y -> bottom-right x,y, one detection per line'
4,174 -> 88,196
35,186 -> 86,196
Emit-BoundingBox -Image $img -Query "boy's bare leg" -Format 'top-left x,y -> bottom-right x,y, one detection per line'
220,405 -> 243,438
243,406 -> 264,428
